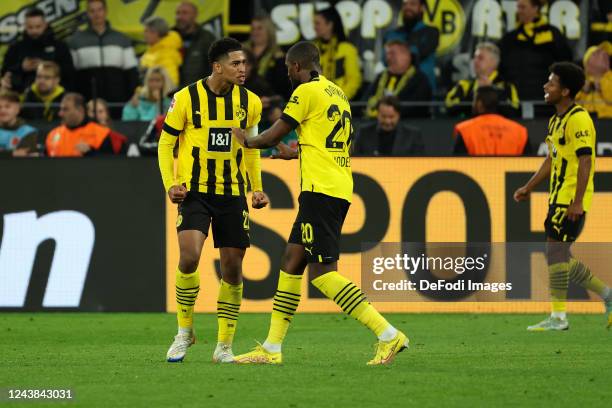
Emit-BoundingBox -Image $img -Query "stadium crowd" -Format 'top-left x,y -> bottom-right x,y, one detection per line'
0,0 -> 610,158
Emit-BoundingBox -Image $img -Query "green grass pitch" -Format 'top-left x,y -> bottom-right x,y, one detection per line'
1,313 -> 610,407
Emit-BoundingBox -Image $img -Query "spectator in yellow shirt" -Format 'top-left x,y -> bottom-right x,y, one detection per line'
140,16 -> 182,89
576,43 -> 612,119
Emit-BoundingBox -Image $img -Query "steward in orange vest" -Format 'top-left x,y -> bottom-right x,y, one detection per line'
45,93 -> 114,157
453,86 -> 531,156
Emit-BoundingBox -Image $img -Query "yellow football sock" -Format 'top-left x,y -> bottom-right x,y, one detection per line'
176,268 -> 200,329
217,279 -> 243,344
569,258 -> 609,297
311,271 -> 390,337
549,262 -> 569,314
266,271 -> 302,345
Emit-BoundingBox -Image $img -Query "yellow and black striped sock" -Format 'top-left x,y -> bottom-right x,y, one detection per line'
569,258 -> 610,298
311,271 -> 391,337
265,271 -> 302,346
549,262 -> 569,316
217,280 -> 243,344
176,268 -> 200,330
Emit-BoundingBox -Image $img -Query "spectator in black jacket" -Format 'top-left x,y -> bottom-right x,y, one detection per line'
0,8 -> 75,93
354,95 -> 424,156
21,61 -> 65,122
589,0 -> 611,47
500,0 -> 572,102
67,0 -> 139,117
364,40 -> 432,118
173,1 -> 217,87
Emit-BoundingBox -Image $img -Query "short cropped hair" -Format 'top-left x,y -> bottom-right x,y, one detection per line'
0,91 -> 21,104
475,42 -> 500,65
474,86 -> 499,113
549,62 -> 585,99
87,0 -> 107,9
25,8 -> 45,19
37,61 -> 60,77
377,95 -> 401,113
208,38 -> 243,65
144,16 -> 169,37
384,39 -> 410,53
63,93 -> 86,111
286,41 -> 321,69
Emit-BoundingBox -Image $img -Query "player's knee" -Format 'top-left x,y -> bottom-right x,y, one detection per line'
546,243 -> 569,265
281,250 -> 303,275
220,255 -> 242,277
178,252 -> 200,274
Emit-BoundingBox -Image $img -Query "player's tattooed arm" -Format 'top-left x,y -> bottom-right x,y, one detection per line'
232,119 -> 293,149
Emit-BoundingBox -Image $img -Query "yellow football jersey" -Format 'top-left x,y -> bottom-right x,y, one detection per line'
162,79 -> 262,196
546,104 -> 596,211
281,74 -> 353,202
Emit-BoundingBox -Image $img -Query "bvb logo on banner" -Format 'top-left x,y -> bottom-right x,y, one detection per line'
422,0 -> 466,56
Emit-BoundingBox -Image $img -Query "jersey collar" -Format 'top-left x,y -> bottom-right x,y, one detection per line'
554,103 -> 576,120
309,71 -> 320,82
203,77 -> 235,97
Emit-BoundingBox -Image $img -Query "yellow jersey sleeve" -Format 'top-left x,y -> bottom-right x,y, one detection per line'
159,88 -> 189,192
282,85 -> 313,128
163,89 -> 189,135
567,111 -> 595,156
158,132 -> 177,192
244,147 -> 262,191
246,91 -> 262,128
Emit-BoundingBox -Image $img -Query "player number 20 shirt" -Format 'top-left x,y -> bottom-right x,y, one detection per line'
280,74 -> 353,202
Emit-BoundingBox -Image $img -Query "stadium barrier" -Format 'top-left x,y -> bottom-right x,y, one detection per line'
166,158 -> 612,314
0,158 -> 166,311
1,157 -> 610,312
26,119 -> 612,157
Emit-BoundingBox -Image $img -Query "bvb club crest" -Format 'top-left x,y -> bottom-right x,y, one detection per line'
235,105 -> 247,121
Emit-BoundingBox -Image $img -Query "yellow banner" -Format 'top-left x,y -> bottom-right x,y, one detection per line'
166,158 -> 612,313
0,0 -> 227,57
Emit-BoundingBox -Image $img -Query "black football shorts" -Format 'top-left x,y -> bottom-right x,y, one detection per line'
544,204 -> 585,242
288,191 -> 350,263
177,191 -> 250,248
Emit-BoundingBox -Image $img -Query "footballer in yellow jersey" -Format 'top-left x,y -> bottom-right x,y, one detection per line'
158,38 -> 270,363
514,62 -> 611,331
232,42 -> 408,366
